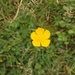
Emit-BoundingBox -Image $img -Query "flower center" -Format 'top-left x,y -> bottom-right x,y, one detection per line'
37,34 -> 43,42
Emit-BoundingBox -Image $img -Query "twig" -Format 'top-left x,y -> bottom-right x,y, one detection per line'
56,0 -> 59,4
10,0 -> 23,23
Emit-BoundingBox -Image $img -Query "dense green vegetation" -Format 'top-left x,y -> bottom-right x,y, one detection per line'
0,0 -> 75,75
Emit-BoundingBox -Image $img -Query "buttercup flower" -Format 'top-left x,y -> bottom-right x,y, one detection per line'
30,27 -> 51,47
0,59 -> 2,62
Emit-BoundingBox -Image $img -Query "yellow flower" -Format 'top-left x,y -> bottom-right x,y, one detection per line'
0,59 -> 2,62
30,27 -> 51,47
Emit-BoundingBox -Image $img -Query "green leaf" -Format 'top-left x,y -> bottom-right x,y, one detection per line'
0,39 -> 7,46
59,21 -> 66,27
63,6 -> 69,11
68,30 -> 74,34
35,63 -> 41,70
58,32 -> 67,41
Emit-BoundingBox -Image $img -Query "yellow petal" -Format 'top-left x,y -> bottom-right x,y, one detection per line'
30,32 -> 38,40
0,59 -> 2,62
43,30 -> 50,39
36,27 -> 44,35
41,40 -> 51,47
32,41 -> 40,47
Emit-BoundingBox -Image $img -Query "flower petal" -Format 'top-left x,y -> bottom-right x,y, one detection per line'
41,40 -> 51,47
36,27 -> 44,35
0,59 -> 2,62
30,32 -> 38,40
32,41 -> 40,47
43,30 -> 50,39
